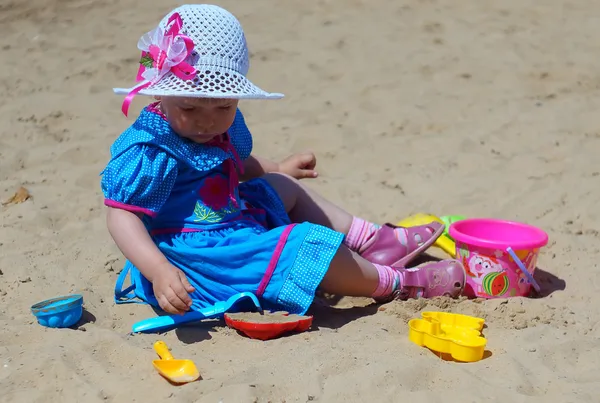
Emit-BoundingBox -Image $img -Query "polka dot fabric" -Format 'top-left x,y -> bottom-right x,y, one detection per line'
100,106 -> 252,211
239,178 -> 290,227
228,108 -> 252,161
275,224 -> 344,314
146,220 -> 344,315
107,107 -> 252,171
101,146 -> 178,214
104,105 -> 345,316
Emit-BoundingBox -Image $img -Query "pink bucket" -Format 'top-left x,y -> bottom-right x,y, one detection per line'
449,218 -> 548,298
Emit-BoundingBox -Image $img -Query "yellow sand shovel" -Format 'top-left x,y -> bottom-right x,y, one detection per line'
152,341 -> 200,384
396,213 -> 464,258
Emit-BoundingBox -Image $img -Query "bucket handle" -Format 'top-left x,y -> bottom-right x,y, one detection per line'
506,247 -> 541,294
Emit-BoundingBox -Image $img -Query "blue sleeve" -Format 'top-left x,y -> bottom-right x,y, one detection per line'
100,145 -> 178,217
229,108 -> 253,160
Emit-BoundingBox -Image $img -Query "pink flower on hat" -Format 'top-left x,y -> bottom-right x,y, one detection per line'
136,14 -> 196,84
120,13 -> 197,116
114,5 -> 284,115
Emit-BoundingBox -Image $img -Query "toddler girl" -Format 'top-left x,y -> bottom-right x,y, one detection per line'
102,4 -> 466,316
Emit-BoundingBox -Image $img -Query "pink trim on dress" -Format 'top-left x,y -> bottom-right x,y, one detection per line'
257,224 -> 297,297
146,101 -> 168,121
205,132 -> 244,208
104,199 -> 157,217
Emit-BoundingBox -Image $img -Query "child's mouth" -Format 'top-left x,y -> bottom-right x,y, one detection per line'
189,133 -> 220,140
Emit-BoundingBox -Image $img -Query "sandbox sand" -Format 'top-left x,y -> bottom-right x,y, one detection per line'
1,0 -> 599,402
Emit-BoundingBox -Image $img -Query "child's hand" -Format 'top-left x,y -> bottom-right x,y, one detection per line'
152,263 -> 196,315
278,152 -> 318,180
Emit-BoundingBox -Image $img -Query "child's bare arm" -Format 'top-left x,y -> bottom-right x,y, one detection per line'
240,154 -> 279,181
241,153 -> 318,181
106,207 -> 195,314
106,207 -> 170,281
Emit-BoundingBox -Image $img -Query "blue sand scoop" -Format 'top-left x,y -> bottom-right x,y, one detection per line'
131,292 -> 262,334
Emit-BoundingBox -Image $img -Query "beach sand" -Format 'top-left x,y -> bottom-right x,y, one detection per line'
1,0 -> 599,401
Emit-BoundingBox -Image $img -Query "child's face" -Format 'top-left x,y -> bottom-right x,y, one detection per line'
157,96 -> 239,143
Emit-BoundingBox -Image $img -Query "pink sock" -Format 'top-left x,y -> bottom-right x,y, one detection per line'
344,217 -> 409,253
372,264 -> 401,298
344,217 -> 379,251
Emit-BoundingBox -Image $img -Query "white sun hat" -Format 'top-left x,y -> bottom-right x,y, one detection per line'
114,4 -> 283,115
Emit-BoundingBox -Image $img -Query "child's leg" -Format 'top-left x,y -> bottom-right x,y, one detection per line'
259,174 -> 465,300
263,173 -> 445,267
319,246 -> 381,296
319,245 -> 466,300
262,173 -> 353,234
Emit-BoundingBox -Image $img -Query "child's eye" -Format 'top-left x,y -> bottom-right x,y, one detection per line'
218,105 -> 232,111
180,106 -> 195,111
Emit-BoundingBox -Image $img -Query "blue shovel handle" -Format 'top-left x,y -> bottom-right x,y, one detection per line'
131,292 -> 262,334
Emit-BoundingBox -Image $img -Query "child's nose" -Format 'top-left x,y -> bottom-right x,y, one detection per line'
196,118 -> 214,133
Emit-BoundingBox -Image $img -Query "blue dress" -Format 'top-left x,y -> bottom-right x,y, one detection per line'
100,105 -> 343,315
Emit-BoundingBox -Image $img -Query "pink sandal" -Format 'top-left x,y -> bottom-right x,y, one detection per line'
360,222 -> 445,266
376,259 -> 467,302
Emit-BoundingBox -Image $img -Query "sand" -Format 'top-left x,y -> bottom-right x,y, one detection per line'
1,0 -> 599,401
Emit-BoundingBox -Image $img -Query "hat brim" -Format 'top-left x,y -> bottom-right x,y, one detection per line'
113,66 -> 283,100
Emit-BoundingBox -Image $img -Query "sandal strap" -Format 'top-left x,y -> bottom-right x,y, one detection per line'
360,221 -> 445,267
393,260 -> 467,300
383,223 -> 441,250
397,267 -> 429,289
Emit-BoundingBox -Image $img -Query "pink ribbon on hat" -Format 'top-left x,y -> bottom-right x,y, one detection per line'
121,13 -> 197,116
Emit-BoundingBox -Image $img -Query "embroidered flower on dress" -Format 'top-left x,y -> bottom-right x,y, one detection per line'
199,175 -> 230,210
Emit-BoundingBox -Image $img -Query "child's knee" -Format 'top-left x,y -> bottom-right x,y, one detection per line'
262,172 -> 300,211
263,172 -> 296,182
262,172 -> 300,190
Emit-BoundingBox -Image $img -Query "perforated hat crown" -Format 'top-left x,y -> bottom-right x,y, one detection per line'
113,4 -> 283,100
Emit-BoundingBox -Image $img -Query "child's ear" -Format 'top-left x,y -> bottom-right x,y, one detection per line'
154,96 -> 162,100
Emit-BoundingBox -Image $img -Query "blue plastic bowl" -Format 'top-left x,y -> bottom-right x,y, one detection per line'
31,294 -> 84,328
